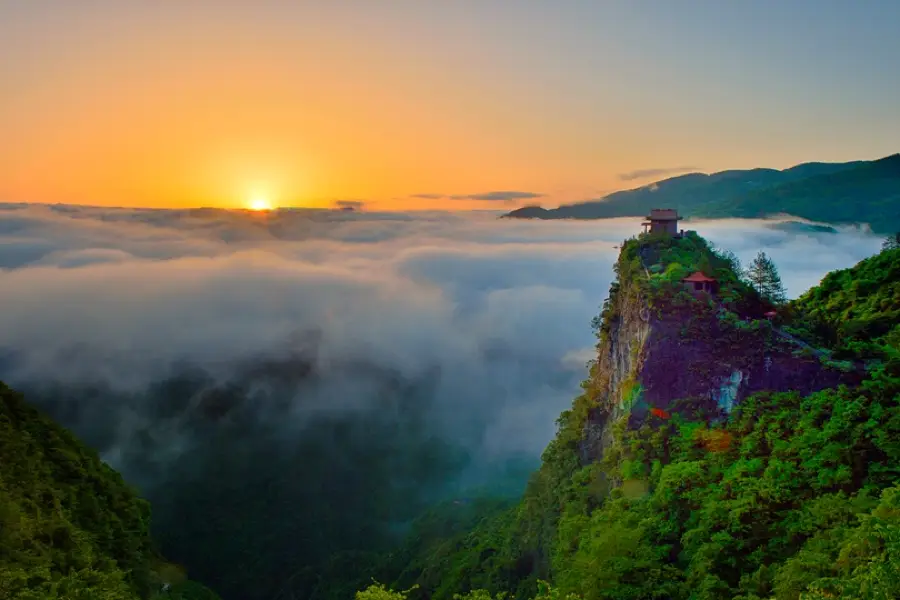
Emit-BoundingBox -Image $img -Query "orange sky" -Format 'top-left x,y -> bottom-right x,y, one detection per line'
0,4 -> 610,212
2,3 -> 898,212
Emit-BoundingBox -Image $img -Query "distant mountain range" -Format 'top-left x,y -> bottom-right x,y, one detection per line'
503,153 -> 900,233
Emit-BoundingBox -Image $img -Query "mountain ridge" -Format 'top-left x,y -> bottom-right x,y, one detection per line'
503,154 -> 899,233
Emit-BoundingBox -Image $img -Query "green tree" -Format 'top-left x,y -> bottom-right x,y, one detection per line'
882,231 -> 900,251
356,583 -> 419,600
745,250 -> 787,304
0,382 -> 222,600
716,248 -> 742,276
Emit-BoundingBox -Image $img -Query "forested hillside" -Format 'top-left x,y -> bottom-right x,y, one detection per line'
787,247 -> 900,361
0,383 -> 220,600
504,153 -> 900,234
359,237 -> 900,600
716,154 -> 900,230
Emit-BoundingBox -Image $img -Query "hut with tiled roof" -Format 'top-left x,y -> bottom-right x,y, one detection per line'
682,271 -> 717,295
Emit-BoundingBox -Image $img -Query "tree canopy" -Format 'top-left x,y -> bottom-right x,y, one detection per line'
0,383 -> 220,600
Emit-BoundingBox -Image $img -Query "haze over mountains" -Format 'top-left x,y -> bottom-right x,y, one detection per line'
505,153 -> 900,233
0,203 -> 885,598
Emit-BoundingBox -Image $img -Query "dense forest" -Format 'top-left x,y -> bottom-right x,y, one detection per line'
0,383 -> 220,600
2,240 -> 899,600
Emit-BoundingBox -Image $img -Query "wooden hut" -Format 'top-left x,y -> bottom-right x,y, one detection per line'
682,271 -> 717,295
642,209 -> 682,236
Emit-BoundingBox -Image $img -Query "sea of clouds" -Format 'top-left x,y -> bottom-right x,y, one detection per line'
0,203 -> 883,596
0,204 -> 883,467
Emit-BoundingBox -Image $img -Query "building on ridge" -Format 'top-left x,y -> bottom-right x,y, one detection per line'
642,208 -> 682,236
682,271 -> 717,295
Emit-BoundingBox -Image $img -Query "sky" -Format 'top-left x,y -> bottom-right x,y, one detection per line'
2,0 -> 899,211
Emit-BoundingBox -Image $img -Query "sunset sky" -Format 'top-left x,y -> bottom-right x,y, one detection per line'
2,0 -> 898,212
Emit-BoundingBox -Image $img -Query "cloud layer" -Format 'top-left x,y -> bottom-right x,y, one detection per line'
412,190 -> 545,202
333,199 -> 366,210
0,203 -> 883,598
618,166 -> 701,181
0,204 -> 882,448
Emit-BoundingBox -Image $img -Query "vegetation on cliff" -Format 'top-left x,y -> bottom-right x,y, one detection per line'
0,383 -> 220,600
358,236 -> 900,600
884,232 -> 900,251
787,247 -> 900,362
745,251 -> 787,305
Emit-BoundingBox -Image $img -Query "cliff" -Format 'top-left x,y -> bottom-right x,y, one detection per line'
580,232 -> 855,467
370,233 -> 900,600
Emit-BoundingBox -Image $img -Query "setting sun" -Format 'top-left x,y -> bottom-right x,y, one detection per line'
247,196 -> 273,211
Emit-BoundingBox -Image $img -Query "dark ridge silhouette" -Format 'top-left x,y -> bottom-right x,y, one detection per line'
504,154 -> 899,232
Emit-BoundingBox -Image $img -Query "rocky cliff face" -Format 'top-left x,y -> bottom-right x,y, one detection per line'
580,278 -> 651,464
580,240 -> 856,466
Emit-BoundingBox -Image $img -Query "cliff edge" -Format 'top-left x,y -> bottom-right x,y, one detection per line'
377,233 -> 900,600
579,231 -> 855,466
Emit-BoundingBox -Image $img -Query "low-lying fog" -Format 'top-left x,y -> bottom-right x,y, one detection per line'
0,203 -> 882,598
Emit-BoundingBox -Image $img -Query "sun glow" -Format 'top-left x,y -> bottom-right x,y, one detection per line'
247,196 -> 273,211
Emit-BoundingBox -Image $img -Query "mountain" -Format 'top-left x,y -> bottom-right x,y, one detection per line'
7,236 -> 900,600
360,237 -> 900,600
503,154 -> 900,233
0,383 -> 221,600
713,153 -> 900,227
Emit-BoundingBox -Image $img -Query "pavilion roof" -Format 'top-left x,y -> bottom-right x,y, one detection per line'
682,271 -> 717,283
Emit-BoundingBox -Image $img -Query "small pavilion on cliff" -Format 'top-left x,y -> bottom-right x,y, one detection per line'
683,271 -> 717,294
642,208 -> 682,236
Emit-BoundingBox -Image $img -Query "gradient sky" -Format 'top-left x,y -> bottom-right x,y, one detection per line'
2,0 -> 898,211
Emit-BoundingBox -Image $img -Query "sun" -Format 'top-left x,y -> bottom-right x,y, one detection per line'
247,196 -> 273,211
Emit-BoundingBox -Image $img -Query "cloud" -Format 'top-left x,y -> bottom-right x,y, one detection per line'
0,202 -> 883,598
412,191 -> 545,202
457,191 -> 545,202
618,166 -> 700,181
333,199 -> 366,211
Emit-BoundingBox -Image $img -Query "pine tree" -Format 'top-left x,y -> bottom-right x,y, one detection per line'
745,250 -> 787,305
717,249 -> 742,276
883,232 -> 900,251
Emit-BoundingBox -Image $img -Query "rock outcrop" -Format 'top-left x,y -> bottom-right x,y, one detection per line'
580,234 -> 856,465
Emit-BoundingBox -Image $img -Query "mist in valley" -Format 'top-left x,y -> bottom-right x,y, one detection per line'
0,204 -> 883,598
